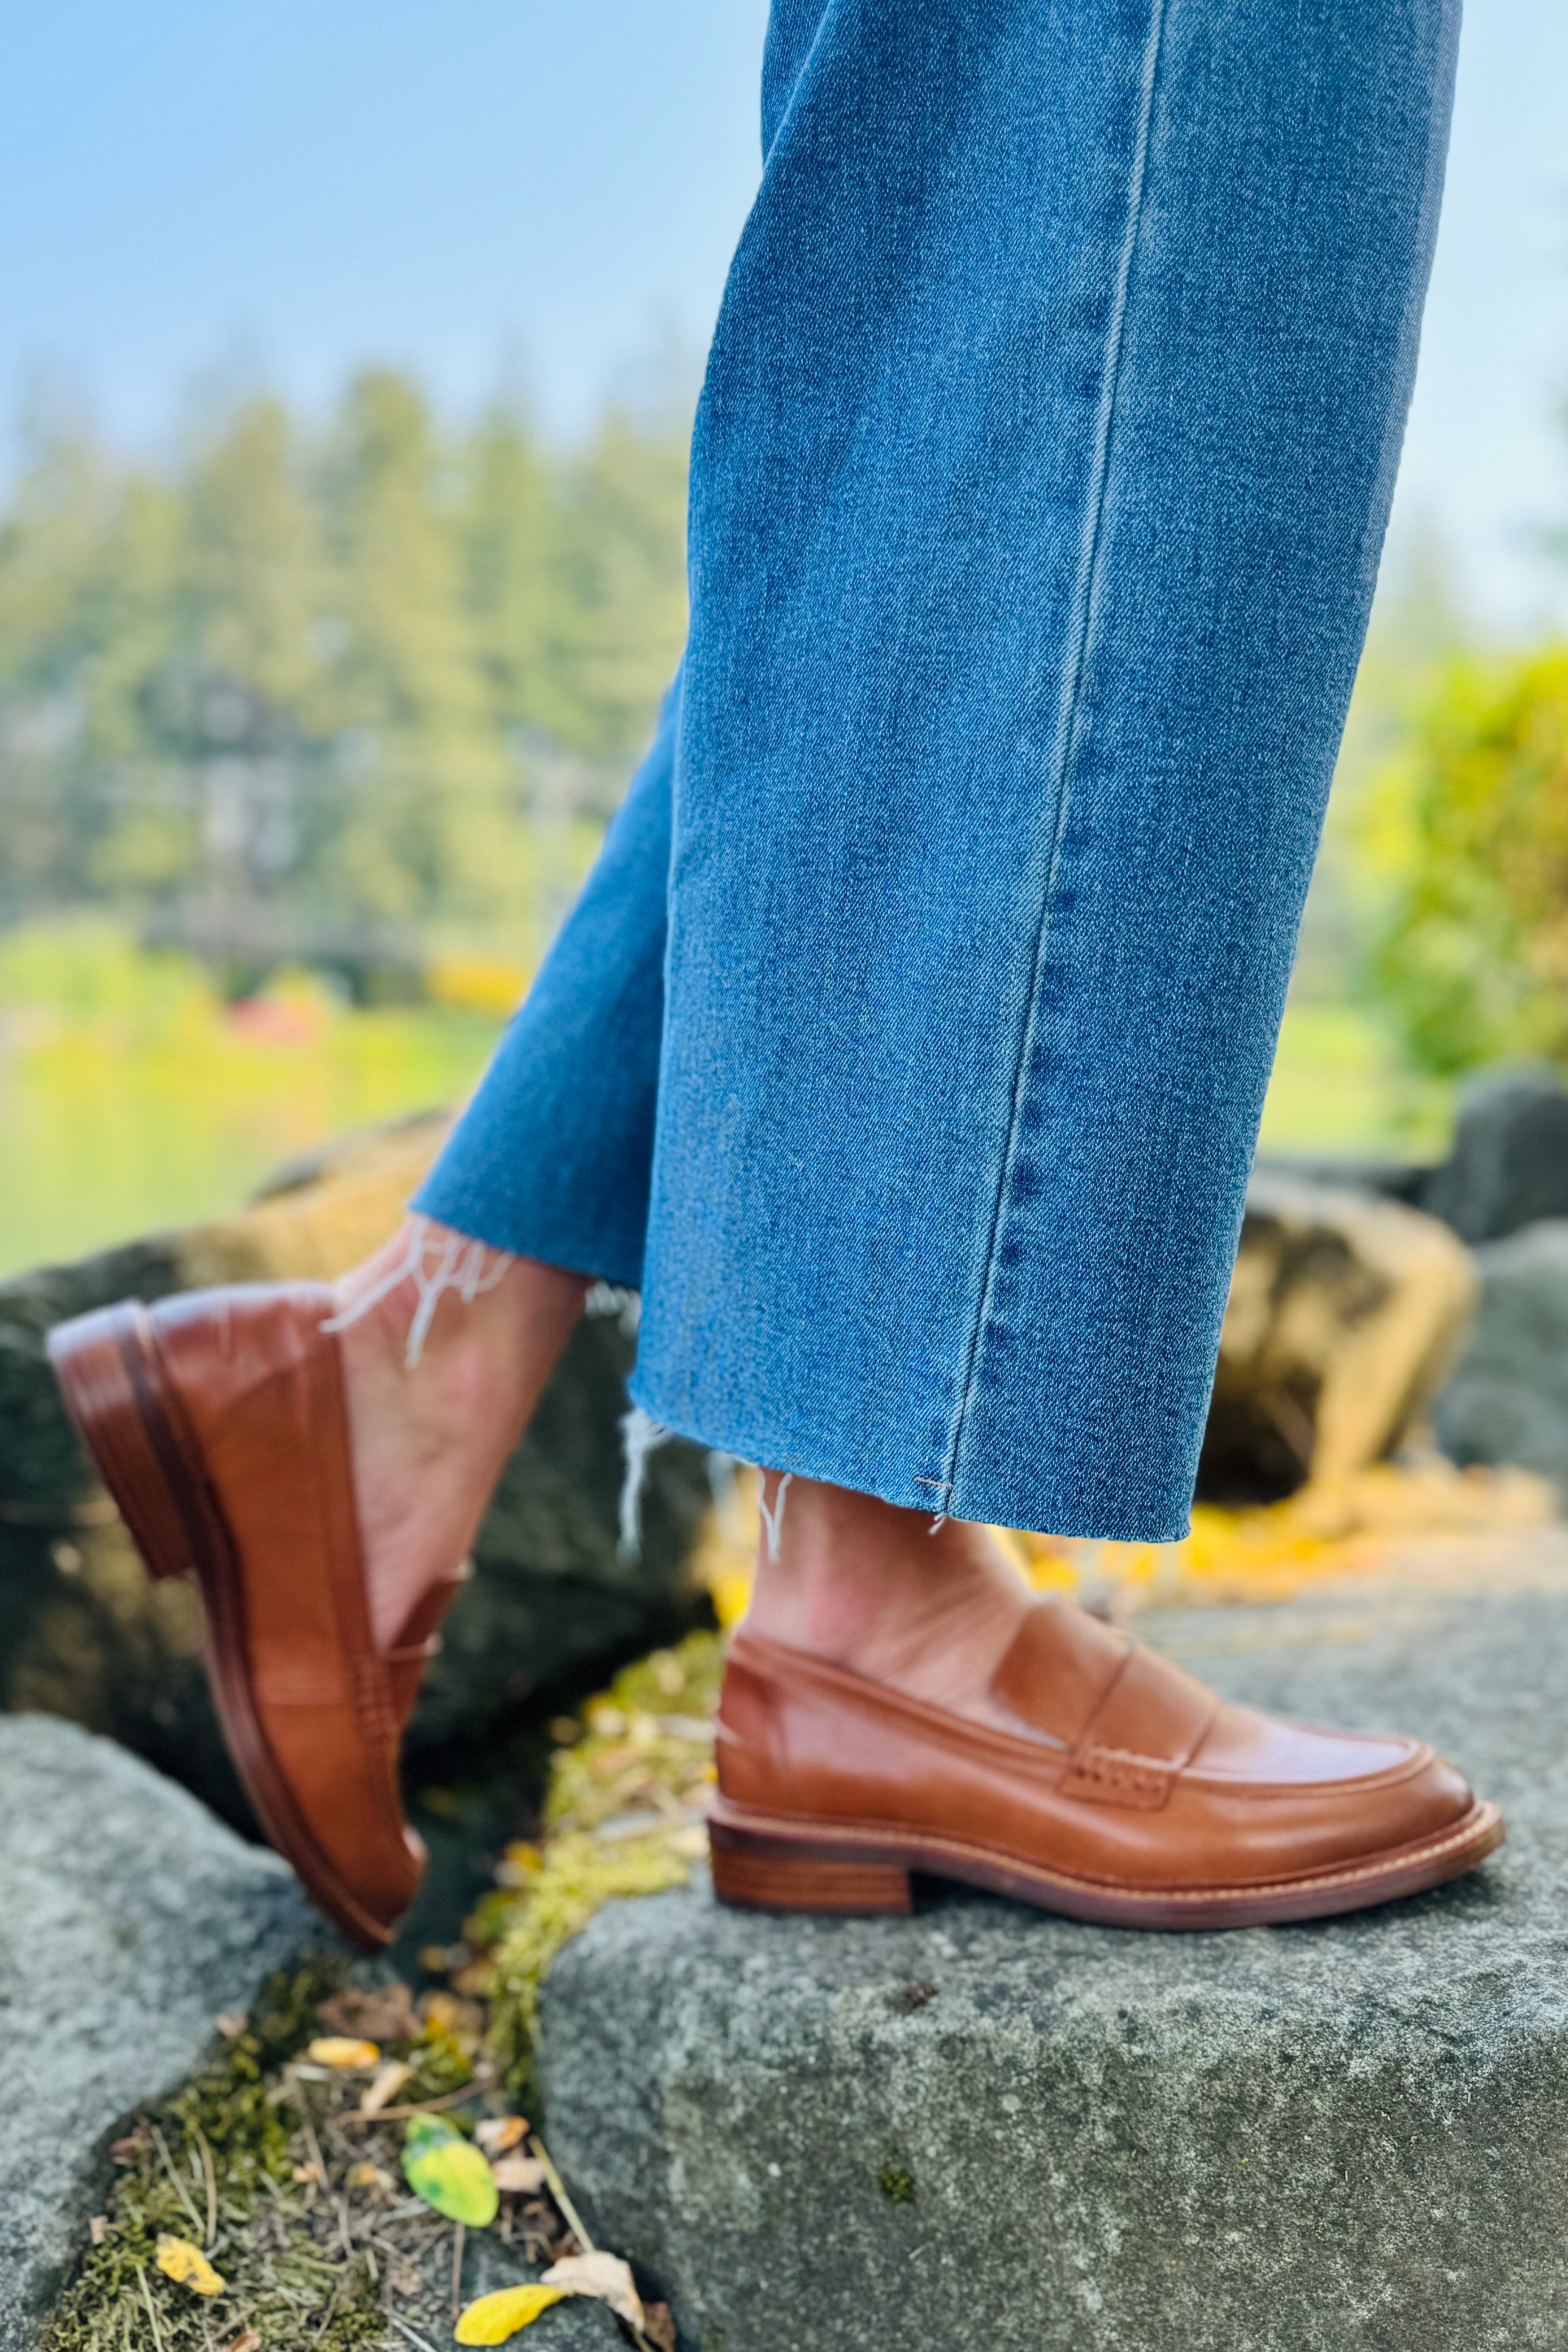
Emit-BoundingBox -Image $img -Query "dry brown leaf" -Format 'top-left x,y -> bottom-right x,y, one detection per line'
214,2012 -> 249,2043
305,2036 -> 381,2070
345,2160 -> 391,2192
88,2217 -> 108,2247
489,2155 -> 546,2195
292,2161 -> 325,2186
541,2252 -> 643,2328
642,2302 -> 677,2352
219,2332 -> 263,2352
475,2117 -> 530,2155
316,1983 -> 419,2042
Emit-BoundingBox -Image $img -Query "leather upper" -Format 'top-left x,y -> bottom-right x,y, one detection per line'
716,1599 -> 1475,1894
148,1284 -> 430,1928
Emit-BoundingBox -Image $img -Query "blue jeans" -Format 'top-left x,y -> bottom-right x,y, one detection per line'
418,0 -> 1459,1541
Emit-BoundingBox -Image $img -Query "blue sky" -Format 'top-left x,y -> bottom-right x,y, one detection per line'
3,0 -> 1565,630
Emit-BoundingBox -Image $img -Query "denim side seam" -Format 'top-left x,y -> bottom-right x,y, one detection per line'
937,0 -> 1172,1512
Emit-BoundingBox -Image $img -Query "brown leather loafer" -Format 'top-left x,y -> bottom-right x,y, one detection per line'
49,1285 -> 455,1950
710,1603 -> 1503,1928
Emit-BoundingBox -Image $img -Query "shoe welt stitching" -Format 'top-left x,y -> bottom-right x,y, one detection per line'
707,1800 -> 1501,1905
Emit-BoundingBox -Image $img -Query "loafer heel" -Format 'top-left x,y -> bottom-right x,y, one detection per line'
709,1820 -> 912,1914
49,1304 -> 194,1580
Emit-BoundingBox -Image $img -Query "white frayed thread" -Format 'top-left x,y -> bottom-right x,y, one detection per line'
320,1215 -> 513,1369
585,1281 -> 641,1336
928,1513 -> 949,1536
618,1404 -> 672,1562
758,1471 -> 794,1564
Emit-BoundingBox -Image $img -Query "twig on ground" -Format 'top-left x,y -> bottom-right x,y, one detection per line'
342,2083 -> 485,2127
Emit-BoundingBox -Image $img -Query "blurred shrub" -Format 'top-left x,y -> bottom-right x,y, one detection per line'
1372,647 -> 1568,1076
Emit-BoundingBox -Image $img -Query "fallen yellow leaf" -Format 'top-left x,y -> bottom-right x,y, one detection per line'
306,2036 -> 381,2069
155,2236 -> 225,2296
541,2252 -> 643,2327
453,2284 -> 568,2342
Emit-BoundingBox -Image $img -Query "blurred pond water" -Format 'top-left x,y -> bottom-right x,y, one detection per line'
0,924 -> 506,1279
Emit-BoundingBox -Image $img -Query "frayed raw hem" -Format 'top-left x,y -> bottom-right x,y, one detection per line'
623,1379 -> 1195,1546
320,1216 -> 511,1368
618,1404 -> 672,1562
406,1182 -> 646,1297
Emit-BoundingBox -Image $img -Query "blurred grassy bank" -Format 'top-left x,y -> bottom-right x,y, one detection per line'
0,924 -> 508,1279
0,920 -> 1453,1285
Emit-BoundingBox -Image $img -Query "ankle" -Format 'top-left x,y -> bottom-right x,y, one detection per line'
741,1474 -> 1032,1713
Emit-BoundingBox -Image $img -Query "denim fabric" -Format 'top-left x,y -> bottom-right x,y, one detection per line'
419,0 -> 1459,1540
415,678 -> 678,1287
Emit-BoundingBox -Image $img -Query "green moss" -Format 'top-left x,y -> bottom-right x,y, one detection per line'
877,2162 -> 917,2205
479,1629 -> 722,2091
42,1957 -> 387,2352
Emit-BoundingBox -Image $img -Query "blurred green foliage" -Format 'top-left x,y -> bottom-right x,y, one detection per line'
1370,646 -> 1568,1076
0,372 -> 689,961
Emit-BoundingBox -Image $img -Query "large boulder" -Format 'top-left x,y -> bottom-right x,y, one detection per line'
1196,1169 -> 1476,1501
0,1714 -> 317,2349
1435,1219 -> 1568,1500
0,1116 -> 712,1948
539,1535 -> 1568,2352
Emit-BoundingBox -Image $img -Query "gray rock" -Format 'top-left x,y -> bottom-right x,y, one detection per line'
540,1541 -> 1568,2352
1419,1065 -> 1568,1245
1435,1219 -> 1568,1497
0,1714 -> 318,2349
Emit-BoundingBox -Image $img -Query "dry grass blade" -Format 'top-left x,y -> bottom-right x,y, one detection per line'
386,2314 -> 442,2352
193,2126 -> 218,2250
150,2125 -> 206,2241
525,2138 -> 592,2254
134,2264 -> 166,2352
341,2083 -> 484,2128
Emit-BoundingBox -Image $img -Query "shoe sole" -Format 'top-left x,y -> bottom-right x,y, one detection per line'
49,1301 -> 397,1952
707,1792 -> 1506,1930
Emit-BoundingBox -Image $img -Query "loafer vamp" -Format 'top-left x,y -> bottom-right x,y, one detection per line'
718,1618 -> 1479,1897
144,1287 -> 424,1938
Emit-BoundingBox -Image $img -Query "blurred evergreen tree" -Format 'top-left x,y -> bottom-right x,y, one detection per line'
0,369 -> 690,966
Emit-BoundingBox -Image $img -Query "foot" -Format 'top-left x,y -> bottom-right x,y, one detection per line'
329,1221 -> 588,1652
740,1473 -> 1034,1726
718,1472 -> 1503,1928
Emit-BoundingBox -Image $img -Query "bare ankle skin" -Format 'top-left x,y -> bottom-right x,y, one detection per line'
740,1472 -> 1036,1724
329,1220 -> 587,1651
